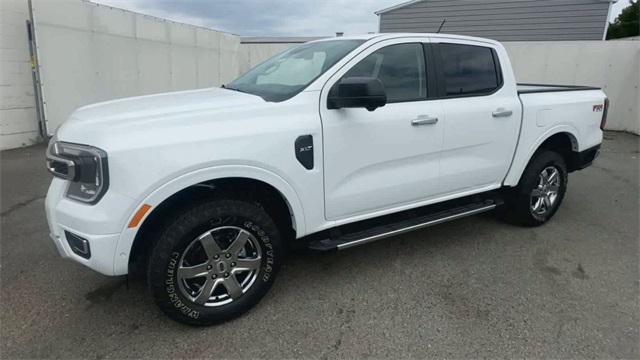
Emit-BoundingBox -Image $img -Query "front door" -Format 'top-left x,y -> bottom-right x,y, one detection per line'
320,39 -> 445,221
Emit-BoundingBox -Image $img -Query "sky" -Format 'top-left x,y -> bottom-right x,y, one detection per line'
93,0 -> 633,37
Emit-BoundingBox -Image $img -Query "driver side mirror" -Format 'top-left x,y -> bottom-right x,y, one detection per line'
327,77 -> 387,112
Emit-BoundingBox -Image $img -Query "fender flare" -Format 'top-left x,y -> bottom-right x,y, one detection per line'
112,165 -> 306,275
503,125 -> 580,187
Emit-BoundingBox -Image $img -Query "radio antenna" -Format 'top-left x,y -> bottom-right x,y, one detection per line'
437,18 -> 446,33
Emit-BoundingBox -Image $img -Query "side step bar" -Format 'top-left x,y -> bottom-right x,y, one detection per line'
307,199 -> 500,251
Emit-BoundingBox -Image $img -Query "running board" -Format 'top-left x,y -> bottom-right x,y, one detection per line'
307,199 -> 500,251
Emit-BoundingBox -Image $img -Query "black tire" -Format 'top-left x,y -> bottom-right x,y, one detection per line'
147,199 -> 282,326
502,150 -> 568,226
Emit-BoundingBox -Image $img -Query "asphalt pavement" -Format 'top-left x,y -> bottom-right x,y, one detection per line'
1,132 -> 638,359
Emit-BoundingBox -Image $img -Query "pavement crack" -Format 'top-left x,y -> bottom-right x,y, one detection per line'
334,307 -> 355,350
571,263 -> 589,280
322,305 -> 355,359
0,195 -> 46,218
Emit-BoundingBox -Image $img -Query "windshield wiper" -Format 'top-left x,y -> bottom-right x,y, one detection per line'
221,84 -> 246,93
220,84 -> 267,101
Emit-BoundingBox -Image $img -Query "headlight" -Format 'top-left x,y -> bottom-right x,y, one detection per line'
46,140 -> 109,204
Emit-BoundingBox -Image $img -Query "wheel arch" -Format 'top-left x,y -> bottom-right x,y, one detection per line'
113,165 -> 305,275
504,127 -> 580,187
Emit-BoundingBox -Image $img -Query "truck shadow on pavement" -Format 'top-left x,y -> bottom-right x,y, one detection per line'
85,212 -> 503,322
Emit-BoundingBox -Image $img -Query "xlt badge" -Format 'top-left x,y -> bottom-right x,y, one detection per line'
295,135 -> 314,170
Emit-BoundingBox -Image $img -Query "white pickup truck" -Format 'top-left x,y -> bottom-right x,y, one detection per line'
45,33 -> 607,325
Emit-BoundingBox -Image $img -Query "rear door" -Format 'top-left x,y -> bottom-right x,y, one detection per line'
432,39 -> 521,195
320,38 -> 445,221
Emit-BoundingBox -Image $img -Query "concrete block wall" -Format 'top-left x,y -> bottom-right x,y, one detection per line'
1,1 -> 638,151
504,41 -> 640,134
0,0 -> 40,150
31,0 -> 241,135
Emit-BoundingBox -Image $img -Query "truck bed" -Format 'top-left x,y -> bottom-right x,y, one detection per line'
505,82 -> 606,187
517,83 -> 600,94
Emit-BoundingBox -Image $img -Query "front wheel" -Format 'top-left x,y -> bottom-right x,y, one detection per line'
502,150 -> 568,226
147,199 -> 282,326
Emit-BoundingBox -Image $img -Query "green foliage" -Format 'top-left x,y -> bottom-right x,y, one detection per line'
606,0 -> 639,39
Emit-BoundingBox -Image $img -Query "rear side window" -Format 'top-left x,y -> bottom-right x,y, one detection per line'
343,43 -> 426,103
438,43 -> 501,96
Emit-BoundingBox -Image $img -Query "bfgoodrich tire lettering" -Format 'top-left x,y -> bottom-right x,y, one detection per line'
147,199 -> 282,326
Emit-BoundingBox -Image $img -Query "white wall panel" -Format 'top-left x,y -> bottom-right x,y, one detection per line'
31,0 -> 240,135
137,41 -> 171,95
197,48 -> 219,88
92,3 -> 135,37
136,15 -> 167,42
93,33 -> 140,99
35,22 -> 95,133
32,0 -> 91,29
171,46 -> 198,91
504,41 -> 640,134
170,22 -> 195,46
219,32 -> 240,85
0,0 -> 39,150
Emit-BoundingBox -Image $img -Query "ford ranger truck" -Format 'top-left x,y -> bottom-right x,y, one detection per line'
45,34 -> 607,325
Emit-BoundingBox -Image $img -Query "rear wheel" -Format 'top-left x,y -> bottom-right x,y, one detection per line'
147,199 -> 282,326
502,150 -> 568,226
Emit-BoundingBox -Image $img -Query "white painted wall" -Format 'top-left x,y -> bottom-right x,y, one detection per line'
1,1 -> 638,151
0,0 -> 40,150
30,0 -> 240,136
503,41 -> 640,134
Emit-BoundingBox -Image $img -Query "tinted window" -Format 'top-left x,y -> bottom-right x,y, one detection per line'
439,44 -> 500,96
343,43 -> 426,103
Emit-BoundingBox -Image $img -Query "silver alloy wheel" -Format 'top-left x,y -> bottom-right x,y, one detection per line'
530,165 -> 561,216
177,226 -> 262,307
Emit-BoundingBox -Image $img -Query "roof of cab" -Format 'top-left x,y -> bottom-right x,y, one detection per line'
310,33 -> 501,46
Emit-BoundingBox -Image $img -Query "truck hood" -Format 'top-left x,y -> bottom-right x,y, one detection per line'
56,87 -> 267,147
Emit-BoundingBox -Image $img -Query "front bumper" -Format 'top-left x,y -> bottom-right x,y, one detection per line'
47,229 -> 122,275
45,178 -> 135,276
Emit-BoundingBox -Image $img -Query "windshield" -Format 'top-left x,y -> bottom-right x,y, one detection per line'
226,40 -> 365,102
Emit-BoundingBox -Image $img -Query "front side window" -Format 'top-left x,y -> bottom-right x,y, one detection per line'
227,40 -> 364,102
438,43 -> 501,96
342,43 -> 426,103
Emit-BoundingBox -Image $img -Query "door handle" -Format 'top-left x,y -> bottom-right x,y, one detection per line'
411,115 -> 438,126
492,108 -> 513,118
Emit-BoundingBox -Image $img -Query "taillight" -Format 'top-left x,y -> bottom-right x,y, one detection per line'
600,98 -> 609,131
